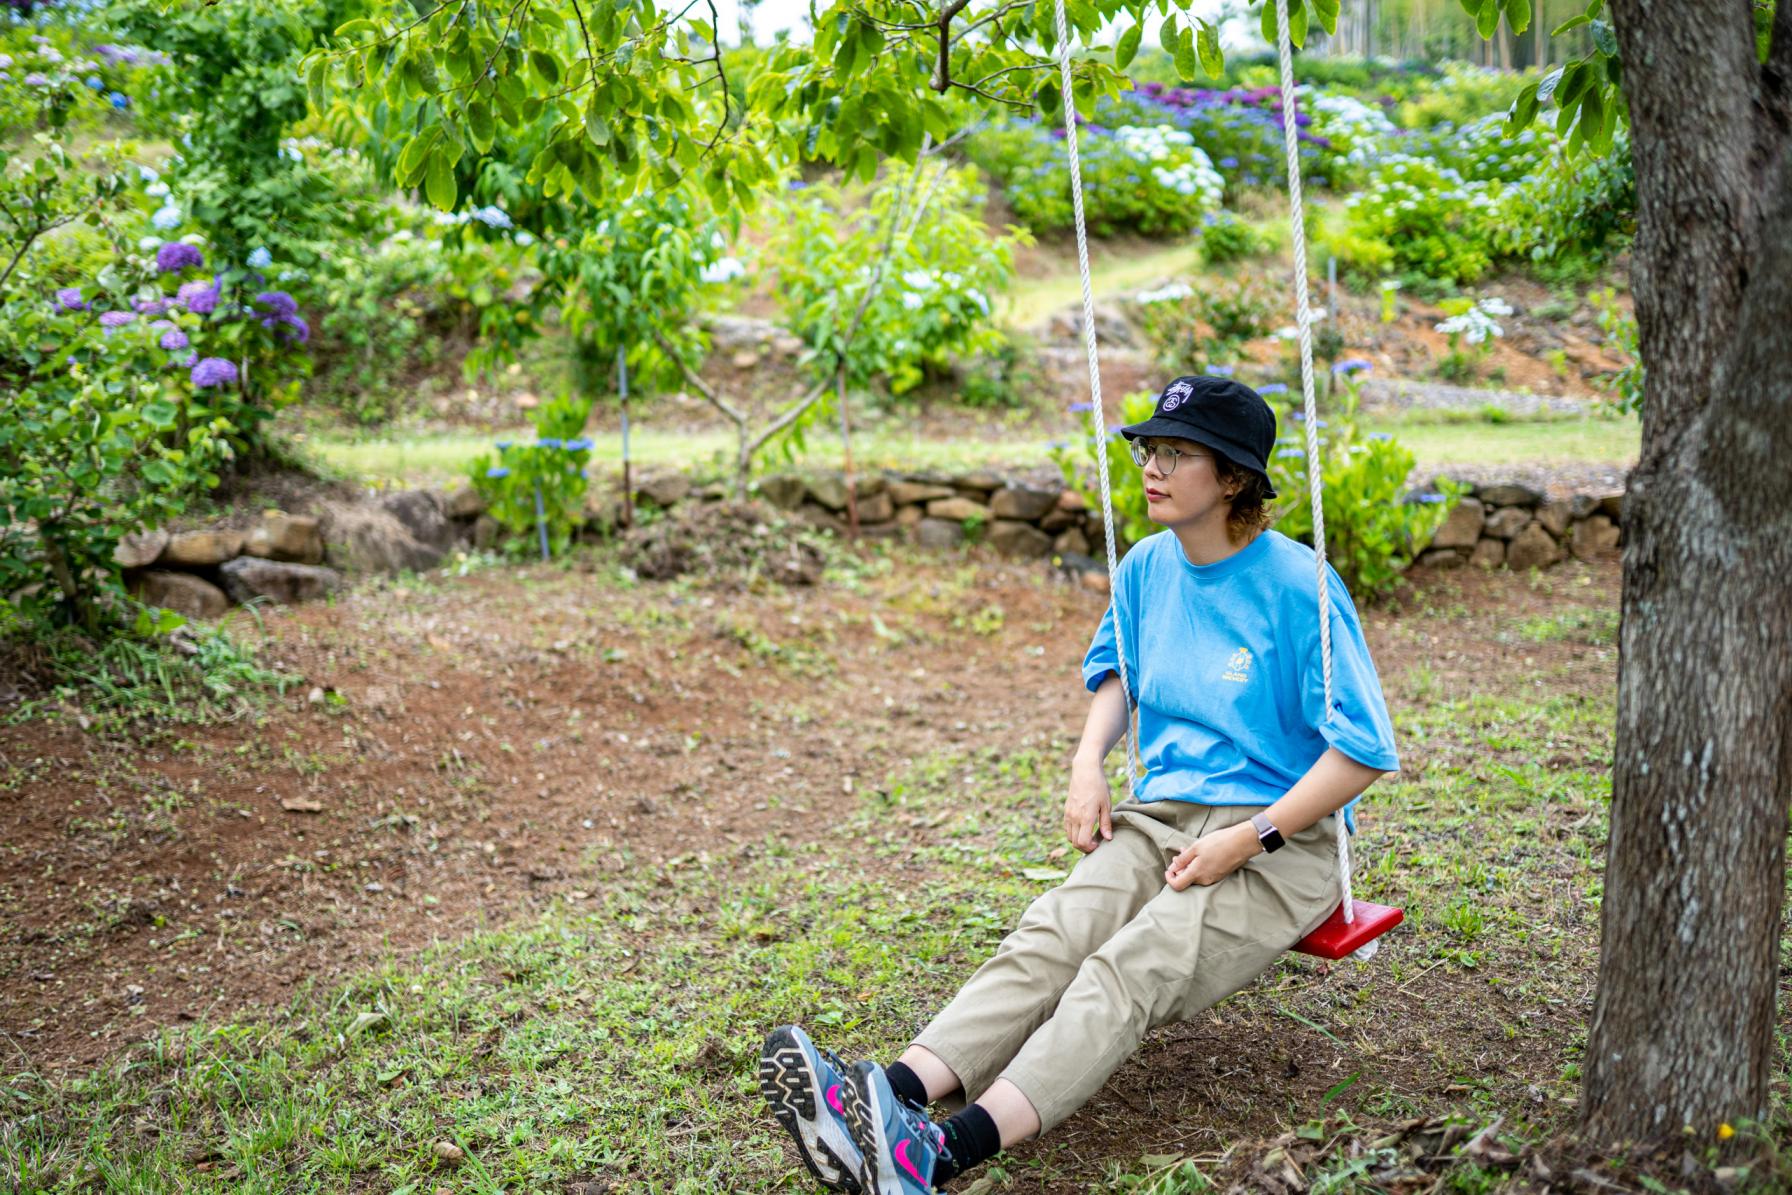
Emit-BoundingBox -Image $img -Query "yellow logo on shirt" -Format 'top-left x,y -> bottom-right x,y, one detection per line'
1222,647 -> 1253,683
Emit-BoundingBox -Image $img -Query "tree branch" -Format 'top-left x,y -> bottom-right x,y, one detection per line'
952,0 -> 1032,46
653,328 -> 748,428
700,0 -> 733,157
931,0 -> 973,92
746,376 -> 832,457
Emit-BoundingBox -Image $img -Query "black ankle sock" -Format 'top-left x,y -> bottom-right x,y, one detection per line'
884,1061 -> 929,1109
932,1104 -> 1001,1184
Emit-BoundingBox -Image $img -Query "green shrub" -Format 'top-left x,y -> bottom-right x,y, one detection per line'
1396,63 -> 1529,128
1269,379 -> 1466,599
1131,277 -> 1279,372
468,395 -> 595,557
1199,210 -> 1269,264
769,166 -> 1020,395
1591,288 -> 1643,415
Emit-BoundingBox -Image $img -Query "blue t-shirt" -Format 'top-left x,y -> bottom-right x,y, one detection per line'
1081,528 -> 1399,832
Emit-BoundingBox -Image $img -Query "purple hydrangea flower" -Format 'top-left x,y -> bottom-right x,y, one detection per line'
24,72 -> 50,87
155,242 -> 204,274
1332,358 -> 1373,375
55,287 -> 89,312
189,357 -> 238,388
1207,364 -> 1236,377
159,328 -> 190,350
98,311 -> 135,328
253,290 -> 298,317
1067,401 -> 1095,413
177,279 -> 219,314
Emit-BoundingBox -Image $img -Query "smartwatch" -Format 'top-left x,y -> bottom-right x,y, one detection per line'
1250,812 -> 1285,854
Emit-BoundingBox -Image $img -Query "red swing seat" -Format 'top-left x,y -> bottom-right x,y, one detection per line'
1293,899 -> 1405,960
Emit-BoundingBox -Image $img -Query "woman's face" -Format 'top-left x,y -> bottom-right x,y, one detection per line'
1137,436 -> 1238,529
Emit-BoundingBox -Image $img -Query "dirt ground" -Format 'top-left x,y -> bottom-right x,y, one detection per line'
0,546 -> 1617,1086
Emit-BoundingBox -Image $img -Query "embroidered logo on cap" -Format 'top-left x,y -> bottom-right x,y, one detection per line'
1160,379 -> 1195,412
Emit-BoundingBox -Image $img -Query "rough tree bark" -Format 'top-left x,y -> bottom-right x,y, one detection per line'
1582,0 -> 1792,1146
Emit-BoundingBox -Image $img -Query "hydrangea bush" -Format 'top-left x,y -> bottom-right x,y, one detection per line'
969,116 -> 1227,239
467,395 -> 596,558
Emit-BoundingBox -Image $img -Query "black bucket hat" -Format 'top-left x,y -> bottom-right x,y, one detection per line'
1119,374 -> 1279,499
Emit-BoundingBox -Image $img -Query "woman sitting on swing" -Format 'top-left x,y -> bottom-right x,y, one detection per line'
760,375 -> 1401,1194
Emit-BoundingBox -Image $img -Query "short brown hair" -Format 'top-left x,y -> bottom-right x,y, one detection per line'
1213,454 -> 1275,544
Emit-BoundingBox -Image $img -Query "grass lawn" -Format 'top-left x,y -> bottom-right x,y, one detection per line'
304,409 -> 1638,493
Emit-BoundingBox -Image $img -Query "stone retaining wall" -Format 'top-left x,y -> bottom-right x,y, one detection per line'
122,469 -> 1624,621
1413,482 -> 1623,570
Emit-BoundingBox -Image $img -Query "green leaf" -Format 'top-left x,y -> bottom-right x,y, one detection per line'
1289,1 -> 1308,48
396,126 -> 439,186
531,50 -> 560,86
1312,0 -> 1340,37
1589,19 -> 1618,57
1551,13 -> 1591,35
1555,59 -> 1591,111
141,400 -> 177,429
306,56 -> 328,109
1159,14 -> 1180,55
1173,28 -> 1197,81
1115,24 -> 1142,70
1260,1 -> 1278,47
1501,0 -> 1531,35
1196,20 -> 1224,78
1505,79 -> 1540,134
467,100 -> 494,153
333,17 -> 379,39
424,146 -> 457,210
1475,0 -> 1501,39
584,99 -> 611,147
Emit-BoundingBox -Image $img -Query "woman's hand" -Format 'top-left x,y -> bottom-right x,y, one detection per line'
1064,757 -> 1113,853
1164,822 -> 1260,890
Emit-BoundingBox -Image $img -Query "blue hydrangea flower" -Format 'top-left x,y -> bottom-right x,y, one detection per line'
85,76 -> 102,89
246,247 -> 273,270
538,437 -> 563,450
1067,401 -> 1095,413
486,466 -> 511,479
1276,447 -> 1306,458
1332,358 -> 1373,375
151,205 -> 182,230
494,440 -> 512,450
108,91 -> 129,110
1207,364 -> 1235,377
189,357 -> 238,388
1257,382 -> 1289,396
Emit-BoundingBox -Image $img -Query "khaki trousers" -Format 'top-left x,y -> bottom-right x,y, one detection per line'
912,800 -> 1341,1133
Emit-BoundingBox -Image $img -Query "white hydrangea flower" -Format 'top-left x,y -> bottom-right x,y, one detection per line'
1135,282 -> 1193,304
700,256 -> 746,284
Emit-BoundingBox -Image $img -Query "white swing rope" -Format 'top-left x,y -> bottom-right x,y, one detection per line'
1052,0 -> 1363,944
1269,0 -> 1357,934
1053,0 -> 1141,800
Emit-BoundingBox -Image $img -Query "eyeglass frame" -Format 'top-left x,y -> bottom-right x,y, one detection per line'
1127,438 -> 1214,477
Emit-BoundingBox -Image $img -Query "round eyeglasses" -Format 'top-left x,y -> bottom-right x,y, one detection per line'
1128,440 -> 1209,476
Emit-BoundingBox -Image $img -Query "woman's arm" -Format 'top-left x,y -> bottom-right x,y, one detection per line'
1064,674 -> 1130,852
1163,747 -> 1386,890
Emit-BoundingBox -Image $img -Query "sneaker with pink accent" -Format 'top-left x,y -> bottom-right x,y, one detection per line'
840,1060 -> 949,1195
760,1024 -> 862,1192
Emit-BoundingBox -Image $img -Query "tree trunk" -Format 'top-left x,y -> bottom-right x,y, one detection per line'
1582,0 -> 1792,1146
